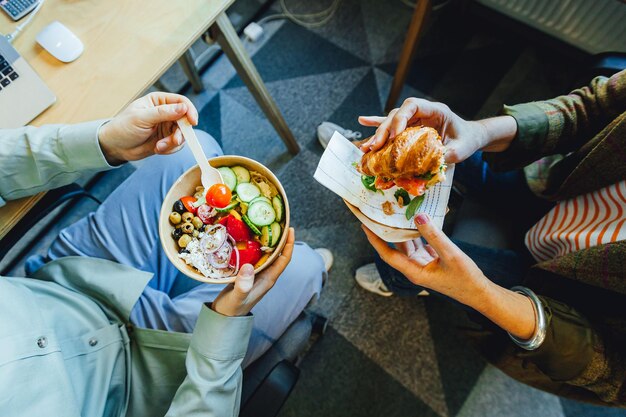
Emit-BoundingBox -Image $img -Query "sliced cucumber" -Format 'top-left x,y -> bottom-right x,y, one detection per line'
272,195 -> 284,223
236,183 -> 261,202
260,225 -> 272,247
215,199 -> 239,213
217,167 -> 237,191
247,201 -> 276,227
269,222 -> 282,247
242,214 -> 262,235
232,166 -> 251,184
250,196 -> 271,206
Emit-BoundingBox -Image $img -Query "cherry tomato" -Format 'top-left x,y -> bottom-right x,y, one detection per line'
206,184 -> 232,209
180,196 -> 198,214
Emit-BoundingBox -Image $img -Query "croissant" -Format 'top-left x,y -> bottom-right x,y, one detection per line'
358,126 -> 446,195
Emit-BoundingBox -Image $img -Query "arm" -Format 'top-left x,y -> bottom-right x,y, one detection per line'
164,305 -> 253,417
0,92 -> 199,205
484,69 -> 626,170
357,69 -> 626,166
0,121 -> 112,204
165,230 -> 296,416
363,216 -> 625,404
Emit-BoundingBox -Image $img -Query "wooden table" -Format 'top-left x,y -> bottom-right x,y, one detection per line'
0,0 -> 299,240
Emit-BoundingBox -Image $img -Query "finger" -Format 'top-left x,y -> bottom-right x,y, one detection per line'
260,228 -> 295,284
141,103 -> 189,126
362,226 -> 419,278
414,214 -> 458,259
157,142 -> 185,155
358,116 -> 386,127
361,109 -> 398,152
396,240 -> 416,256
409,240 -> 438,266
147,92 -> 199,125
390,98 -> 438,138
424,244 -> 438,259
155,130 -> 184,154
233,264 -> 255,296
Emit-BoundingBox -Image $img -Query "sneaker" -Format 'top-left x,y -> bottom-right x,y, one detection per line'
355,263 -> 429,297
317,121 -> 362,149
315,248 -> 334,272
355,263 -> 393,297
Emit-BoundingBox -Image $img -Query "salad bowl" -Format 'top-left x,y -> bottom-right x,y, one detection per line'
159,155 -> 290,284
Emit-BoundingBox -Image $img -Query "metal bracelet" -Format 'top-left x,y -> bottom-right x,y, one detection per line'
508,286 -> 547,351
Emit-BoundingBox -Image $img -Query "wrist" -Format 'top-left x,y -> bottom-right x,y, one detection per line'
97,122 -> 124,165
210,299 -> 250,317
477,116 -> 517,153
479,282 -> 537,340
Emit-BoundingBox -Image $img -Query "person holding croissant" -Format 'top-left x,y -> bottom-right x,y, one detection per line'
356,70 -> 626,406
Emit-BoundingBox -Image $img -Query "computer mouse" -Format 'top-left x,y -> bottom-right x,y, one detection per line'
36,21 -> 84,63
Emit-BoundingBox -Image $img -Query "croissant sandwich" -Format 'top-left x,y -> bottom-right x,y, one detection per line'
358,126 -> 446,196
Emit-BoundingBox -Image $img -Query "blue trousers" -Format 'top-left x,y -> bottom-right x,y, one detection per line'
28,131 -> 324,367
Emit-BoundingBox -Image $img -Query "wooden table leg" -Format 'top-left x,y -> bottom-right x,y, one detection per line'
210,13 -> 300,155
385,0 -> 432,113
179,49 -> 205,93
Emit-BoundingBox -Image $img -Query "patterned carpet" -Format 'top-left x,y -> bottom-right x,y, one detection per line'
4,1 -> 624,416
182,1 -> 626,416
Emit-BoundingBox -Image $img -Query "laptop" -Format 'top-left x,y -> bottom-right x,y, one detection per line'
0,35 -> 55,128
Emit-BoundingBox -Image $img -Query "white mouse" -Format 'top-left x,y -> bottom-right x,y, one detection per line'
36,21 -> 83,63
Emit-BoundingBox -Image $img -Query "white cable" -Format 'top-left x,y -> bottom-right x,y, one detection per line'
6,0 -> 46,43
256,0 -> 341,29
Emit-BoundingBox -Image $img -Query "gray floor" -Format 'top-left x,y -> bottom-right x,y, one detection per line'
3,1 -> 624,416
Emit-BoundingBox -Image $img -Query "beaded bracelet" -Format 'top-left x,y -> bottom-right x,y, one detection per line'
508,286 -> 547,351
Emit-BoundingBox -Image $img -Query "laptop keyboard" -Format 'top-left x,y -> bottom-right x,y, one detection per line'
0,54 -> 19,90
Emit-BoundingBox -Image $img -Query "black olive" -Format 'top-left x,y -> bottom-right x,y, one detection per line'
172,228 -> 183,240
173,200 -> 185,214
178,248 -> 190,254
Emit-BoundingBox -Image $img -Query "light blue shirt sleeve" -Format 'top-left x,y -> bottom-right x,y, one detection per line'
0,120 -> 114,206
165,304 -> 253,417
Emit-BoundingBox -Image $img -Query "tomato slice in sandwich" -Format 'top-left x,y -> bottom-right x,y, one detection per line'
374,177 -> 395,190
395,177 -> 428,196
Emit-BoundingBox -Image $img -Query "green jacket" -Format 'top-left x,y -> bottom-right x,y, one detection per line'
0,122 -> 252,416
480,70 -> 626,406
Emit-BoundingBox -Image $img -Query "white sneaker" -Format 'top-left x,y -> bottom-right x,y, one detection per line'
355,263 -> 430,297
355,263 -> 393,297
315,248 -> 334,272
317,121 -> 362,149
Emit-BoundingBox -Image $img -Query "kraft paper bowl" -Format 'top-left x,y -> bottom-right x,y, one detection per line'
159,155 -> 290,284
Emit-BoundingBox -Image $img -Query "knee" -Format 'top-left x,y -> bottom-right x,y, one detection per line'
194,130 -> 223,158
282,242 -> 324,294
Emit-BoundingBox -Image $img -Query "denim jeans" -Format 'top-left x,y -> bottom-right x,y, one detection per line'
26,131 -> 324,367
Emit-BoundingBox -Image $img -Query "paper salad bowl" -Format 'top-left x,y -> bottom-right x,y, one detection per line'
159,155 -> 290,284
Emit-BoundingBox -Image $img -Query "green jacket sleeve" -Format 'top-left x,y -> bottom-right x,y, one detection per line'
519,296 -> 625,404
0,120 -> 113,206
165,304 -> 253,417
484,69 -> 626,171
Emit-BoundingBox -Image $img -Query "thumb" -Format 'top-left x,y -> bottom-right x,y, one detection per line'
140,103 -> 188,125
233,264 -> 255,296
414,214 -> 457,258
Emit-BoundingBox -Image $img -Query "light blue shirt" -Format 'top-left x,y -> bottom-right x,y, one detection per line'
0,123 -> 253,416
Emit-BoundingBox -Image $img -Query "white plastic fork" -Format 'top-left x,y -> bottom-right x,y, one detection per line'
176,117 -> 223,190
